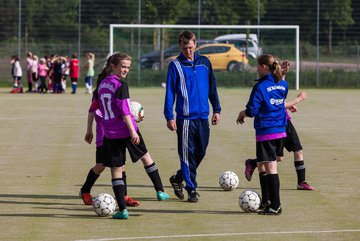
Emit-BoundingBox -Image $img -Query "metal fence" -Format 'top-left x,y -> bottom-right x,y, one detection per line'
1,0 -> 359,88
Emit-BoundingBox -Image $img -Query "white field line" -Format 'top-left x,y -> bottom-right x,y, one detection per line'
2,143 -> 360,150
74,229 -> 360,241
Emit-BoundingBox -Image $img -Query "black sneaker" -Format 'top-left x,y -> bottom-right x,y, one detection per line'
257,200 -> 271,212
187,191 -> 200,203
258,206 -> 282,215
169,175 -> 184,200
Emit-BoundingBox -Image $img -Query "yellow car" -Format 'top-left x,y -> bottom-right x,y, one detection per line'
166,43 -> 249,72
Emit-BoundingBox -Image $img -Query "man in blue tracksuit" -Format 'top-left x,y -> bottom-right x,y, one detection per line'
164,30 -> 221,203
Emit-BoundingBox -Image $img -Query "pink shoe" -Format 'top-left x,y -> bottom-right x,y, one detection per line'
245,159 -> 256,181
297,181 -> 314,191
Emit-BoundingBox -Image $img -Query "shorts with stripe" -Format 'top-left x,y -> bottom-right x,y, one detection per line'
102,130 -> 148,168
256,138 -> 285,163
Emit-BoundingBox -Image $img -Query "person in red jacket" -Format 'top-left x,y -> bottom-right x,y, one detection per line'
69,53 -> 79,94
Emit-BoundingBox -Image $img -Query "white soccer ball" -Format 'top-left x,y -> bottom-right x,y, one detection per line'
219,171 -> 239,191
239,190 -> 261,212
93,193 -> 116,217
160,82 -> 166,88
130,101 -> 144,123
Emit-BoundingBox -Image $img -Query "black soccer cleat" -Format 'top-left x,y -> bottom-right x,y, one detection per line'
169,175 -> 185,200
258,206 -> 282,215
187,190 -> 200,203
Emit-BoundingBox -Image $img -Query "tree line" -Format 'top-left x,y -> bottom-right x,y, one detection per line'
0,0 -> 358,54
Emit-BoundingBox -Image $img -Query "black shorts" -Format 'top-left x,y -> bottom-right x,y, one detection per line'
256,138 -> 285,163
95,145 -> 105,164
102,131 -> 148,168
284,120 -> 303,152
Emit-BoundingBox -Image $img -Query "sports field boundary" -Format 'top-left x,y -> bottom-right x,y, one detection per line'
74,229 -> 360,241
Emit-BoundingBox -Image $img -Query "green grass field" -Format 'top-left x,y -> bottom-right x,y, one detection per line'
0,87 -> 359,241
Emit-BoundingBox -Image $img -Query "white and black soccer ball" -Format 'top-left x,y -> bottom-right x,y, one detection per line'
93,193 -> 116,217
239,190 -> 261,212
130,101 -> 144,123
219,171 -> 239,191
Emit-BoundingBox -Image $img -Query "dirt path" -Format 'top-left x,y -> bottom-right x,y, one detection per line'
300,61 -> 359,71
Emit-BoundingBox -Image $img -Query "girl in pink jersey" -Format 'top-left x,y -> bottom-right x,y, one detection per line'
89,53 -> 169,220
37,58 -> 48,93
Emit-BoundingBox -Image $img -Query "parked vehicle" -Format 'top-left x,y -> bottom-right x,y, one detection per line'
140,40 -> 215,70
214,34 -> 263,59
166,43 -> 249,72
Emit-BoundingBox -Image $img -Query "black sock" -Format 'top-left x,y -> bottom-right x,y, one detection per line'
259,172 -> 270,204
112,178 -> 126,211
145,162 -> 163,192
267,174 -> 281,210
122,171 -> 127,196
294,160 -> 305,184
81,169 -> 100,193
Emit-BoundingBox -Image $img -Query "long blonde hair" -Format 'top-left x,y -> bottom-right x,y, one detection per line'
257,54 -> 283,82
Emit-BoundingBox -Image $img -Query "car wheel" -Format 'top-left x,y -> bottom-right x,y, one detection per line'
152,62 -> 161,71
228,62 -> 244,72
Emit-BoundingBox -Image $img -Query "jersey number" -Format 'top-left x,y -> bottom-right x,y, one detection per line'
100,94 -> 115,120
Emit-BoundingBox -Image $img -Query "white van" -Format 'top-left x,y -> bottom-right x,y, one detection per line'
214,34 -> 263,59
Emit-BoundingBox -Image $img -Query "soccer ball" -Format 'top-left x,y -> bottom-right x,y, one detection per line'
219,171 -> 239,191
130,101 -> 144,122
239,190 -> 261,212
92,193 -> 116,217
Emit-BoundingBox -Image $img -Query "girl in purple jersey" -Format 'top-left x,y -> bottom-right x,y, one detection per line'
80,104 -> 141,207
92,53 -> 169,220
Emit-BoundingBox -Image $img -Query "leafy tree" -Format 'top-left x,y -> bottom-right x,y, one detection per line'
322,0 -> 355,54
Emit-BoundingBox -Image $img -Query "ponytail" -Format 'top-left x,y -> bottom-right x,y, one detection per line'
257,54 -> 283,82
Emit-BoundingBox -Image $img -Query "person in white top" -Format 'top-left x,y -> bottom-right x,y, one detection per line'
10,55 -> 24,93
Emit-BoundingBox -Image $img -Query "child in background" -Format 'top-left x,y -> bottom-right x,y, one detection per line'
26,52 -> 33,92
10,55 -> 24,93
62,56 -> 70,93
84,52 -> 95,94
32,55 -> 39,92
38,58 -> 49,93
69,53 -> 79,94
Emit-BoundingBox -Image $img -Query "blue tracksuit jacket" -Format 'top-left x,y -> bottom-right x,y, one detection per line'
164,52 -> 221,120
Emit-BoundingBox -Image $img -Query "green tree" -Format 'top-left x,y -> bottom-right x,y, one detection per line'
322,0 -> 355,54
142,0 -> 188,69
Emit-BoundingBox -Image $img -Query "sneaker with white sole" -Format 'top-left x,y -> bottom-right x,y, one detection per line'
187,191 -> 200,203
169,175 -> 185,200
258,206 -> 282,215
297,181 -> 314,191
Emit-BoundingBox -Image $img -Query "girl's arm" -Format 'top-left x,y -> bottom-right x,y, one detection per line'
123,115 -> 140,145
85,112 -> 95,144
285,92 -> 307,109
